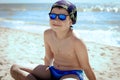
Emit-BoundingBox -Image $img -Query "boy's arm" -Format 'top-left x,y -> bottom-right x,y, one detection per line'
44,30 -> 53,66
75,39 -> 96,80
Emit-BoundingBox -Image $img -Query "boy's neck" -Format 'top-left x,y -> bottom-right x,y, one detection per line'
54,28 -> 72,40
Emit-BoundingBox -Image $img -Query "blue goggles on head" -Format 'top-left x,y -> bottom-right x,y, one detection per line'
49,13 -> 69,21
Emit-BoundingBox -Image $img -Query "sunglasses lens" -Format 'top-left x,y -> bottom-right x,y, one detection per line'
49,13 -> 67,21
49,13 -> 57,20
59,14 -> 66,21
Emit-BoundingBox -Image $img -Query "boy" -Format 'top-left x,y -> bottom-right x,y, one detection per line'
10,0 -> 96,80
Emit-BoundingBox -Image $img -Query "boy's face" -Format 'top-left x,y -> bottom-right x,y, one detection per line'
49,7 -> 72,31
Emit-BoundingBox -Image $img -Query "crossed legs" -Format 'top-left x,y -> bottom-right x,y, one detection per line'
10,64 -> 80,80
10,64 -> 51,80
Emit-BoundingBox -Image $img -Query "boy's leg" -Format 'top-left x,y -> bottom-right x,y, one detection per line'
10,64 -> 51,80
60,74 -> 79,80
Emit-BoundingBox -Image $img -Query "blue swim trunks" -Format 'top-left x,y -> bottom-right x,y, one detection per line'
49,66 -> 83,80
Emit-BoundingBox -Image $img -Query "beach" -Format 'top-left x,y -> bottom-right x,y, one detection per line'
0,27 -> 45,80
0,2 -> 120,80
0,27 -> 120,80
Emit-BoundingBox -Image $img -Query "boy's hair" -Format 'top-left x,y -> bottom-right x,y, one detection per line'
50,0 -> 77,25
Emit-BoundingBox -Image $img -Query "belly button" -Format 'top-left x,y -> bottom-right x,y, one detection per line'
57,65 -> 60,67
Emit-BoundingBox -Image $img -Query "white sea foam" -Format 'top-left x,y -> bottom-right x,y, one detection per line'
77,6 -> 120,12
0,18 -> 25,24
74,29 -> 120,47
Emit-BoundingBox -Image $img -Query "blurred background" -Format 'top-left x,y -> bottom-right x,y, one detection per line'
0,0 -> 120,47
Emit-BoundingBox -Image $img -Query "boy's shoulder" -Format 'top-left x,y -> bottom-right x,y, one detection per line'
73,36 -> 87,52
44,29 -> 54,40
44,28 -> 52,33
73,34 -> 86,48
44,29 -> 53,35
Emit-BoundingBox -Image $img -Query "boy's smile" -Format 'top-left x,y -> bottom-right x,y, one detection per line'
52,24 -> 62,27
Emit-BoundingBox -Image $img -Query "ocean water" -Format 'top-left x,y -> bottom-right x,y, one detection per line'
0,3 -> 120,47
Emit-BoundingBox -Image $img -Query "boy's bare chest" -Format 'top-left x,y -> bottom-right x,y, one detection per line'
49,38 -> 74,54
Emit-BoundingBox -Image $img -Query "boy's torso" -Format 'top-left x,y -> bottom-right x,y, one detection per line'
46,29 -> 82,70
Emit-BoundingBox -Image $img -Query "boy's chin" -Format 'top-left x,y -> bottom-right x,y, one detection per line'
51,27 -> 62,32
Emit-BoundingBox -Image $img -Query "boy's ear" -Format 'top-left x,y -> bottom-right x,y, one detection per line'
69,19 -> 72,25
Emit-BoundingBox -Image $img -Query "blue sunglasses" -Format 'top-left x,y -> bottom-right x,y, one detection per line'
49,13 -> 69,21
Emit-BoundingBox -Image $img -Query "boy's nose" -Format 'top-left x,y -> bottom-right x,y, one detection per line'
55,16 -> 60,21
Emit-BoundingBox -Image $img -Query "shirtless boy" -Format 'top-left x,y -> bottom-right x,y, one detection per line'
10,0 -> 96,80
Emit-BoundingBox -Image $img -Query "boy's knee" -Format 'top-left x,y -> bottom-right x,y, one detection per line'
60,74 -> 79,80
10,64 -> 20,76
10,64 -> 19,71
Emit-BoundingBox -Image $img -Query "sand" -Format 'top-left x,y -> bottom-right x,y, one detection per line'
0,27 -> 120,80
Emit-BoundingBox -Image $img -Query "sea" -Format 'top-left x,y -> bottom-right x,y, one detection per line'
0,2 -> 120,47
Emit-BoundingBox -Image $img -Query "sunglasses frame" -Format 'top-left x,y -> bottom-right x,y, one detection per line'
49,13 -> 69,21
